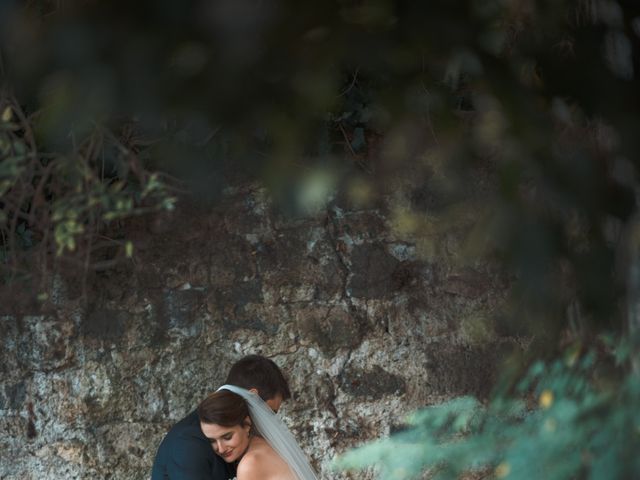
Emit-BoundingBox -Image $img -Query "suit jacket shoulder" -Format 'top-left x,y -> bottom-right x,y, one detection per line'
151,410 -> 235,480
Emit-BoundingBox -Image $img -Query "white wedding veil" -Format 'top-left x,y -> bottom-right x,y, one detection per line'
216,384 -> 319,480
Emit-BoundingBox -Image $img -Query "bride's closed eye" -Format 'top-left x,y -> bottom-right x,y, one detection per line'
213,433 -> 233,445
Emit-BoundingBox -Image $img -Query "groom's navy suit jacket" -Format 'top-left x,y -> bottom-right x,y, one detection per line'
151,410 -> 235,480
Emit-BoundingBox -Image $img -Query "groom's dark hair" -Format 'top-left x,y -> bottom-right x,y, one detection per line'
225,355 -> 291,402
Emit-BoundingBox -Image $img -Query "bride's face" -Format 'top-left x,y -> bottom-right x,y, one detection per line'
201,419 -> 251,463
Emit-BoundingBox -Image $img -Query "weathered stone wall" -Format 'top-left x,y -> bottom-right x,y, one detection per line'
0,183 -> 515,479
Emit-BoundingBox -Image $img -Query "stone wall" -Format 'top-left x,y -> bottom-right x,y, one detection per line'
0,183 -> 516,479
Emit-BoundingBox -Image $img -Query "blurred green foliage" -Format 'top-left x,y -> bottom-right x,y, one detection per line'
336,336 -> 640,479
0,0 -> 639,333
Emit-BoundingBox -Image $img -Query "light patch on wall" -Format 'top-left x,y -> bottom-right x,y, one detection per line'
296,168 -> 336,214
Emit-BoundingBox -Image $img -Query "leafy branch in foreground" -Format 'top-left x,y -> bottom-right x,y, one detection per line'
0,94 -> 176,293
336,338 -> 640,479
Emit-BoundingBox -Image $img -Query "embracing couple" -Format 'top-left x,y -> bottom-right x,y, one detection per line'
151,355 -> 318,480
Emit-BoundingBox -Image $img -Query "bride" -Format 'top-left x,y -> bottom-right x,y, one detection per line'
197,384 -> 319,480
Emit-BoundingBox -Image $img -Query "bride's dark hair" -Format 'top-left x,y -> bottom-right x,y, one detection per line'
197,390 -> 250,427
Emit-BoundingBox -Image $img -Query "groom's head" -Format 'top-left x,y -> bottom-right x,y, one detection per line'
225,355 -> 291,413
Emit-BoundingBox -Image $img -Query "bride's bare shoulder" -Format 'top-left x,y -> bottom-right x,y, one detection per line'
237,439 -> 293,480
236,451 -> 264,479
237,441 -> 271,478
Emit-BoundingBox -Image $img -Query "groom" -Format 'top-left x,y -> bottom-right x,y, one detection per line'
151,355 -> 292,479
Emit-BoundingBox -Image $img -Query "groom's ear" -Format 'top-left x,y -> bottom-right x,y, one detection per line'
248,388 -> 260,396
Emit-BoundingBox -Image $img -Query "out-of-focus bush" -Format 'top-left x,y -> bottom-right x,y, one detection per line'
1,0 -> 639,336
337,335 -> 640,479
